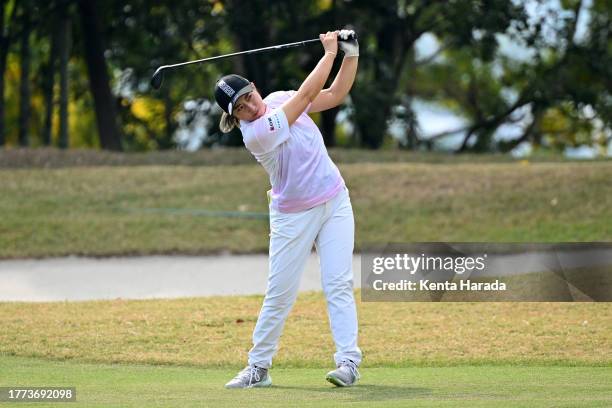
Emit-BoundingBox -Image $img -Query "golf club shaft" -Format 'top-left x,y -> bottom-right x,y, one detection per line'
159,38 -> 321,71
151,32 -> 356,89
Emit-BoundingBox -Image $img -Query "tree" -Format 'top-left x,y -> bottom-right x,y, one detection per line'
0,0 -> 17,146
0,0 -> 608,153
410,0 -> 610,153
102,0 -> 228,150
57,0 -> 71,148
344,0 -> 528,149
77,0 -> 122,151
41,15 -> 58,147
18,0 -> 32,146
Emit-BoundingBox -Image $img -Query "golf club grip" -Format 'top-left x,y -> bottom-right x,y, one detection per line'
308,31 -> 358,43
246,32 -> 356,55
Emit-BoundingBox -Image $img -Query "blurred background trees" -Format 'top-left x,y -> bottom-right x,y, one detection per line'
0,0 -> 609,155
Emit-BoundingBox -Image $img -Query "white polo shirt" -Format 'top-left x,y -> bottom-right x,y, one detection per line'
240,90 -> 344,213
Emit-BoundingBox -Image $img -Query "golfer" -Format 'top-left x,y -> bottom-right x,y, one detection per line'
214,30 -> 361,388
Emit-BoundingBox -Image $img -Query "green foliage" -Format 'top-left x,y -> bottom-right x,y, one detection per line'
0,0 -> 609,153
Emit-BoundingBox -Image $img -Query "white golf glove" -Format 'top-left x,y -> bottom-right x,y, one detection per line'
337,29 -> 359,57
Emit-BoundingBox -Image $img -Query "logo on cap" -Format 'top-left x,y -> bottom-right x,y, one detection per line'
218,80 -> 235,97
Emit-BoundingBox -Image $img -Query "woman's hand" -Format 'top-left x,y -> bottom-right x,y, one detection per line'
338,29 -> 359,57
319,31 -> 338,56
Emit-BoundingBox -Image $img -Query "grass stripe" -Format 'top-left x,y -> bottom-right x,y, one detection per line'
1,356 -> 611,407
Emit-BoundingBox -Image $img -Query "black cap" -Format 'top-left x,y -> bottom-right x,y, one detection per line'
214,74 -> 254,115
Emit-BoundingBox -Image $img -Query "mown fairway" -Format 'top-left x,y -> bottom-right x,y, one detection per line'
2,356 -> 611,408
1,154 -> 610,258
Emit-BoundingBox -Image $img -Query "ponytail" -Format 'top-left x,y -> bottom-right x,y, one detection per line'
219,112 -> 240,133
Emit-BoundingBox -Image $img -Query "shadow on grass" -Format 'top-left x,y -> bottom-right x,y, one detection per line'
271,384 -> 432,401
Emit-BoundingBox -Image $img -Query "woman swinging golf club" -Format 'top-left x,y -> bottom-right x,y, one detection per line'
215,30 -> 361,389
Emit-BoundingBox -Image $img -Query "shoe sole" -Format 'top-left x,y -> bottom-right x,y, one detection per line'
224,375 -> 272,389
326,373 -> 351,387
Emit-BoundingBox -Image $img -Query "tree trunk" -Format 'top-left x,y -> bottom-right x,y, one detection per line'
229,2 -> 271,95
42,18 -> 59,146
353,19 -> 411,149
0,0 -> 12,146
77,0 -> 122,151
161,88 -> 175,149
457,128 -> 475,152
320,0 -> 338,147
320,107 -> 339,147
18,1 -> 32,147
58,1 -> 71,149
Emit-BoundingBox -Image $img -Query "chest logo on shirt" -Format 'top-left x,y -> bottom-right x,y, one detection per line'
266,113 -> 283,133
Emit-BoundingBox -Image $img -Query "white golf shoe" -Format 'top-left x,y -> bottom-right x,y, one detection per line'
224,365 -> 272,389
326,359 -> 360,387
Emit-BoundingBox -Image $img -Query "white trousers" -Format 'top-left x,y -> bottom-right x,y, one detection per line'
248,187 -> 362,368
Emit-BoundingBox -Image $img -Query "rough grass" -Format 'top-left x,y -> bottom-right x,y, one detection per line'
1,293 -> 610,368
1,160 -> 610,258
2,356 -> 611,407
0,147 -> 594,168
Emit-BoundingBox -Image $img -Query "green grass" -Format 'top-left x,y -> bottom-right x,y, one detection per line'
1,160 -> 611,258
2,149 -> 610,406
1,356 -> 610,407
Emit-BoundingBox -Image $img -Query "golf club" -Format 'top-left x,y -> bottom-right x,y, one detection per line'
150,32 -> 356,90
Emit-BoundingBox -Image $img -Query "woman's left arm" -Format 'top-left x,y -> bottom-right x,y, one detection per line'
309,30 -> 359,113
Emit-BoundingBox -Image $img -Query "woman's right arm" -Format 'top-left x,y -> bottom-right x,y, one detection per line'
281,31 -> 338,125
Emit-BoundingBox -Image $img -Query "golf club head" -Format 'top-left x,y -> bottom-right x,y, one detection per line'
150,68 -> 164,90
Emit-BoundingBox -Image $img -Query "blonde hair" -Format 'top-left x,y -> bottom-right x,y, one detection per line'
219,112 -> 240,133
